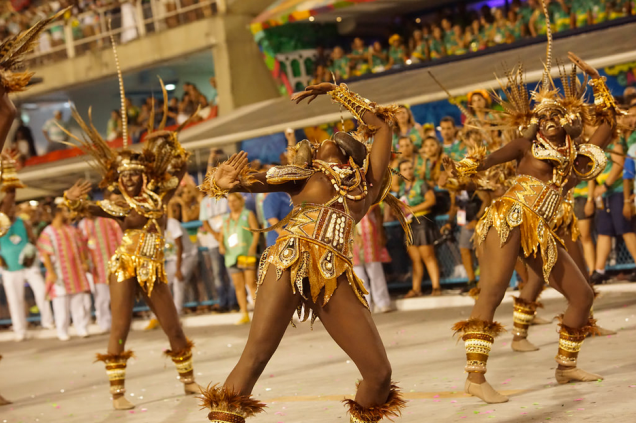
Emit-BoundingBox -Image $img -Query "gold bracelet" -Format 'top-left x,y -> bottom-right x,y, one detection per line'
209,174 -> 230,200
63,191 -> 83,210
589,77 -> 620,112
327,84 -> 377,122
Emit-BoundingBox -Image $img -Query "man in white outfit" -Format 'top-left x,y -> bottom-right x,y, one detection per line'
37,205 -> 91,341
0,188 -> 54,341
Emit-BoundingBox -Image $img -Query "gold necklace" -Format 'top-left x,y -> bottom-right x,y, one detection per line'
314,159 -> 368,202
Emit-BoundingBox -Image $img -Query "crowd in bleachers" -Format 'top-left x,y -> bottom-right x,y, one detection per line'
311,0 -> 635,82
0,0 -> 216,63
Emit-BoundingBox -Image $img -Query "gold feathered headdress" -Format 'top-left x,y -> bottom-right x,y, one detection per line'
57,22 -> 192,193
0,7 -> 69,92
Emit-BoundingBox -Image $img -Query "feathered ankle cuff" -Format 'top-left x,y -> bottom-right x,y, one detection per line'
95,351 -> 135,395
512,297 -> 543,337
343,382 -> 406,423
453,318 -> 505,374
201,384 -> 267,423
164,339 -> 196,384
555,315 -> 598,367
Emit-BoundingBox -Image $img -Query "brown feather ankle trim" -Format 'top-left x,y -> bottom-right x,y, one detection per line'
200,384 -> 266,420
94,350 -> 135,363
452,318 -> 506,338
164,339 -> 195,358
343,383 -> 406,422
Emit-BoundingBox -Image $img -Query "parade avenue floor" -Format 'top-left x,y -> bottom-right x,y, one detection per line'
2,283 -> 636,423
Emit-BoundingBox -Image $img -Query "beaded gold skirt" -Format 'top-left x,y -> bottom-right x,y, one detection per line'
550,192 -> 580,242
109,229 -> 167,296
475,175 -> 564,283
256,203 -> 369,322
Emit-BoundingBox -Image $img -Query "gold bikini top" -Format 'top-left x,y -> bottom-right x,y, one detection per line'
532,134 -> 606,187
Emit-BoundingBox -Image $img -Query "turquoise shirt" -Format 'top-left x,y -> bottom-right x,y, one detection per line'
0,218 -> 28,271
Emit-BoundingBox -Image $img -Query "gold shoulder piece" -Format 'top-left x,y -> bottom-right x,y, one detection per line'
266,165 -> 315,184
573,144 -> 607,181
98,200 -> 132,217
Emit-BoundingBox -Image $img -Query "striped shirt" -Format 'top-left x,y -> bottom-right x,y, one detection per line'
78,217 -> 123,285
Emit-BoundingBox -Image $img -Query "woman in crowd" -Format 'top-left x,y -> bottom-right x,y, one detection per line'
399,159 -> 441,298
391,136 -> 424,192
410,29 -> 427,62
106,109 -> 122,141
392,105 -> 424,149
429,25 -> 446,58
420,135 -> 444,185
330,46 -> 350,80
368,40 -> 388,73
387,34 -> 407,69
219,193 -> 260,325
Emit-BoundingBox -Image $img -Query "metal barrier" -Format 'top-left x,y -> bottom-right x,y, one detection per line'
24,0 -> 221,66
0,216 -> 634,325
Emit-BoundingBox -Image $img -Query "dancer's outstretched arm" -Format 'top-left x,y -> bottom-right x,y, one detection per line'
443,137 -> 530,177
64,180 -> 118,219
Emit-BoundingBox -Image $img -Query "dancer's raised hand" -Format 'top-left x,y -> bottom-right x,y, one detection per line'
213,151 -> 248,190
291,82 -> 338,105
65,180 -> 93,201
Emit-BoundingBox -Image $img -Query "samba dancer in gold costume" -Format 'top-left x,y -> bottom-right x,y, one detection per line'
0,9 -> 68,407
200,83 -> 407,423
61,35 -> 199,410
444,0 -> 620,404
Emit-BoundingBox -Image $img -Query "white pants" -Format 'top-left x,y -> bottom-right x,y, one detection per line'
163,254 -> 198,315
52,292 -> 91,338
1,267 -> 54,336
353,262 -> 391,309
94,284 -> 111,331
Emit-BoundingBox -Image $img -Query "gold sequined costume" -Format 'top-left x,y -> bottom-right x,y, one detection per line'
550,191 -> 579,242
258,197 -> 368,321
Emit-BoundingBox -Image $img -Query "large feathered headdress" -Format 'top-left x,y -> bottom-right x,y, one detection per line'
0,7 -> 68,92
57,24 -> 192,192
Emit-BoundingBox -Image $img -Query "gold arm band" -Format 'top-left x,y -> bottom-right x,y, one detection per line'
63,191 -> 84,211
327,84 -> 377,122
589,77 -> 622,114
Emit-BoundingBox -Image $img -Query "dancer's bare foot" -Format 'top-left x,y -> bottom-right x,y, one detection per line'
592,326 -> 617,336
112,394 -> 135,410
511,338 -> 539,352
464,379 -> 509,404
431,287 -> 442,296
555,367 -> 603,384
0,393 -> 11,406
531,315 -> 552,325
184,382 -> 202,395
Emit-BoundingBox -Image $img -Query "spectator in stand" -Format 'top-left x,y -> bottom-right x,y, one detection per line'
106,109 -> 122,141
479,11 -> 496,46
12,119 -> 37,162
507,9 -> 525,40
591,138 -> 636,283
387,34 -> 407,69
349,37 -> 369,76
492,8 -> 512,44
551,0 -> 572,32
420,135 -> 443,186
392,105 -> 424,149
441,17 -> 454,46
368,40 -> 388,73
329,46 -> 350,80
37,204 -> 92,341
120,0 -> 139,44
609,0 -> 633,19
166,97 -> 179,126
262,189 -> 293,248
571,0 -> 593,28
469,19 -> 483,50
391,136 -> 424,191
410,29 -> 427,63
449,24 -> 467,55
439,116 -> 465,160
178,92 -> 195,124
78,211 -> 123,333
200,150 -> 235,313
125,97 -> 139,125
429,25 -> 446,59
165,201 -> 199,315
183,82 -> 209,121
209,76 -> 218,107
0,189 -> 54,342
220,193 -> 259,325
42,110 -> 69,153
352,205 -> 393,313
398,159 -> 441,298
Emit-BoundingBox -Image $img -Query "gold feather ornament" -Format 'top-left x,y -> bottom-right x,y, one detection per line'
0,7 -> 69,92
